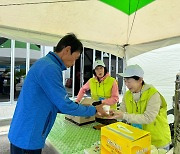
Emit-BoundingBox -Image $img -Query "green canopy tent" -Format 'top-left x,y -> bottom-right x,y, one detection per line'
0,39 -> 40,66
0,0 -> 179,59
0,0 -> 179,152
0,39 -> 40,51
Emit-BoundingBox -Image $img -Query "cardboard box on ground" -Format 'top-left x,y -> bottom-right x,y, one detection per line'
65,98 -> 96,125
101,122 -> 151,154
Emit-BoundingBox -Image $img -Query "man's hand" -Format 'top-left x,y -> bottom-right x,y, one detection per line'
108,109 -> 124,119
95,103 -> 109,117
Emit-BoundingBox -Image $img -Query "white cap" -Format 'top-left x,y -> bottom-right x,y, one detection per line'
93,60 -> 105,69
117,64 -> 144,78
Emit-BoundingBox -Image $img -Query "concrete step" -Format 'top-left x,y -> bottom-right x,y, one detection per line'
0,125 -> 9,136
0,118 -> 11,135
0,118 -> 11,127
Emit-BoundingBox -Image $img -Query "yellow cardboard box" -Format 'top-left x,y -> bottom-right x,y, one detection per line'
101,122 -> 151,154
65,98 -> 95,125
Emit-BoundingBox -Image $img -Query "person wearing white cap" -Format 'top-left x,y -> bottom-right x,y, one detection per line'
109,64 -> 171,150
76,60 -> 119,125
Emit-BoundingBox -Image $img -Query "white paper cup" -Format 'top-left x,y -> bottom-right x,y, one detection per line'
102,105 -> 110,114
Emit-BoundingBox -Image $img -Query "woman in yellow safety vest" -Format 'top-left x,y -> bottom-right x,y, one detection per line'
108,64 -> 171,150
76,60 -> 119,125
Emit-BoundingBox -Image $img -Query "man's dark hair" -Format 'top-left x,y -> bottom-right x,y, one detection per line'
55,33 -> 83,54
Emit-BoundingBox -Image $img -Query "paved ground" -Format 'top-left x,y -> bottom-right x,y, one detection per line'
0,134 -> 9,154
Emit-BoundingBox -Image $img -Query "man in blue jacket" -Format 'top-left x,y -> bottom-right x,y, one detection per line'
8,33 -> 108,154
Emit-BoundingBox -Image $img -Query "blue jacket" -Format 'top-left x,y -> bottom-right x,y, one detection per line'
8,52 -> 96,150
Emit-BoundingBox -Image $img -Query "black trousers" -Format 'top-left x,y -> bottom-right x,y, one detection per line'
10,144 -> 42,154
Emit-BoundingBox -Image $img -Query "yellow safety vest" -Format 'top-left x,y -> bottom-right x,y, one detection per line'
89,76 -> 117,109
124,86 -> 171,147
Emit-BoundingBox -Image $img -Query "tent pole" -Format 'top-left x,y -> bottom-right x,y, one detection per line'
174,72 -> 180,153
80,48 -> 84,88
10,40 -> 15,104
121,47 -> 127,95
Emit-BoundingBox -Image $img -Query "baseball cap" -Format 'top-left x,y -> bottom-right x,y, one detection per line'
117,64 -> 144,78
93,60 -> 105,69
